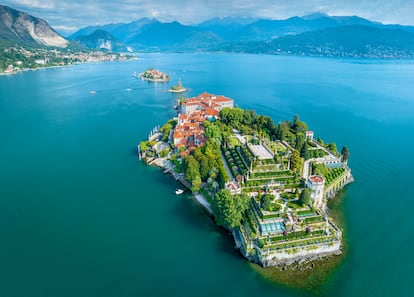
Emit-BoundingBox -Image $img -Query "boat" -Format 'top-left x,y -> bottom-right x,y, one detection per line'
90,91 -> 96,95
175,188 -> 184,195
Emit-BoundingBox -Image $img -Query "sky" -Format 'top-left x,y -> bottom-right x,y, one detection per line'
2,0 -> 414,35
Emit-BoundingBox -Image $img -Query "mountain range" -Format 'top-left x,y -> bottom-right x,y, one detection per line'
0,5 -> 68,48
2,4 -> 414,58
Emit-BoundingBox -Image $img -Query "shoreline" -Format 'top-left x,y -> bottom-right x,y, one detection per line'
1,58 -> 137,76
143,156 -> 213,215
168,88 -> 187,93
0,64 -> 75,76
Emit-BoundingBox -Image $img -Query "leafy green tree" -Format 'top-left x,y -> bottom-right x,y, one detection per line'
191,177 -> 202,192
139,141 -> 150,152
341,146 -> 350,162
290,149 -> 302,172
300,142 -> 309,159
312,163 -> 328,177
327,142 -> 337,153
261,194 -> 274,211
205,123 -> 222,142
199,155 -> 210,181
212,190 -> 250,228
300,188 -> 312,206
183,155 -> 200,184
292,115 -> 308,133
220,107 -> 244,128
295,132 -> 306,152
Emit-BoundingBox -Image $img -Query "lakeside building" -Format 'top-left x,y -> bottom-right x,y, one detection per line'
306,175 -> 325,209
173,93 -> 234,156
182,92 -> 234,114
139,68 -> 169,81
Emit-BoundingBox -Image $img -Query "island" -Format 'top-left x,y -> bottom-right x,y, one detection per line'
168,79 -> 187,93
138,68 -> 170,82
138,92 -> 353,268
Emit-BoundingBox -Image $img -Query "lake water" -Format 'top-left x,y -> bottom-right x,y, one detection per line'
1,54 -> 413,297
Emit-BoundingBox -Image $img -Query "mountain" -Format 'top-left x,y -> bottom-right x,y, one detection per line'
72,29 -> 131,52
235,14 -> 379,41
244,25 -> 414,58
0,5 -> 68,48
197,17 -> 258,40
124,20 -> 223,51
68,18 -> 154,41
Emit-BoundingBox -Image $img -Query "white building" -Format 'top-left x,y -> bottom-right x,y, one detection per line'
306,175 -> 325,209
305,130 -> 314,140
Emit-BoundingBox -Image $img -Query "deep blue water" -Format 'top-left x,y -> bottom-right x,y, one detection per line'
0,54 -> 413,297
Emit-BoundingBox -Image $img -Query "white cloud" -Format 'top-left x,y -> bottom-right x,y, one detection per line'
6,0 -> 56,9
2,0 -> 414,33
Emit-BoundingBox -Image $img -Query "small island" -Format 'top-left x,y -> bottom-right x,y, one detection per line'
168,79 -> 187,93
139,67 -> 170,82
138,92 -> 353,268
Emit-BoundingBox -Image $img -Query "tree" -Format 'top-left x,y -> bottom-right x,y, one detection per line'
261,194 -> 273,211
290,149 -> 302,172
212,190 -> 250,228
295,132 -> 306,152
199,155 -> 210,181
183,155 -> 200,184
327,142 -> 337,153
300,142 -> 309,160
205,123 -> 222,142
341,146 -> 350,162
191,177 -> 202,192
300,188 -> 312,206
292,115 -> 308,133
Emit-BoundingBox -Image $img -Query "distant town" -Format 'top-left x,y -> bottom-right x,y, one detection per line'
139,91 -> 353,267
0,46 -> 135,75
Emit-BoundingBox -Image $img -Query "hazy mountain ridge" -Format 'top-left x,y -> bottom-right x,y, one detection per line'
0,5 -> 68,48
2,4 -> 414,58
245,25 -> 414,58
72,29 -> 130,52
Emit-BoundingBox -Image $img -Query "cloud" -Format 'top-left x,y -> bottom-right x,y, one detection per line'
2,0 -> 414,35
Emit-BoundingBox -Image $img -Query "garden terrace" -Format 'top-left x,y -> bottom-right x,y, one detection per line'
264,235 -> 337,251
245,176 -> 298,187
249,198 -> 264,220
267,141 -> 288,153
324,167 -> 346,186
296,209 -> 316,217
239,146 -> 254,167
247,143 -> 274,160
287,200 -> 307,210
223,146 -> 249,177
262,212 -> 283,220
249,170 -> 292,178
306,148 -> 328,159
252,164 -> 281,172
253,158 -> 279,166
280,191 -> 297,201
269,229 -> 327,242
302,215 -> 325,224
245,208 -> 260,236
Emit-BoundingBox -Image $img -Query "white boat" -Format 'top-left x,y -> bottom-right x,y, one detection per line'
90,91 -> 96,95
175,188 -> 184,195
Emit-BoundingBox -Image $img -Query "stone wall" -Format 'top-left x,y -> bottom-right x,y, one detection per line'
258,241 -> 341,267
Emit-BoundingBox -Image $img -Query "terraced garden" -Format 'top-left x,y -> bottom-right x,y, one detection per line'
223,146 -> 249,177
324,167 -> 346,186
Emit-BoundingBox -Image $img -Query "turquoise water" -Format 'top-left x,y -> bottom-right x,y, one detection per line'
1,54 -> 413,297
